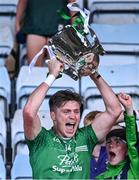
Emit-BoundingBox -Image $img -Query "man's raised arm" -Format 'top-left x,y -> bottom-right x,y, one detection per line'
23,59 -> 63,140
90,72 -> 122,141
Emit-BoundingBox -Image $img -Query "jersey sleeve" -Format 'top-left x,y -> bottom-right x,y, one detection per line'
124,113 -> 139,178
25,127 -> 48,154
79,125 -> 99,154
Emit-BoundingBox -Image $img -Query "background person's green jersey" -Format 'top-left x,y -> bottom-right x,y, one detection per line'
96,114 -> 139,180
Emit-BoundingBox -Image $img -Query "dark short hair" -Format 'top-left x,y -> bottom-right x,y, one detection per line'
49,89 -> 82,112
106,128 -> 126,142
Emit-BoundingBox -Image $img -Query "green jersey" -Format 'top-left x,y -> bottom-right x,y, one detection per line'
96,114 -> 139,180
26,125 -> 98,179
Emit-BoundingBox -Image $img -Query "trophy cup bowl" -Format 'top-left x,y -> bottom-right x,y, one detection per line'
48,25 -> 104,80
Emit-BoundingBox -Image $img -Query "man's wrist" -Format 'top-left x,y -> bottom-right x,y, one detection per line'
44,74 -> 55,87
125,108 -> 134,116
90,69 -> 101,79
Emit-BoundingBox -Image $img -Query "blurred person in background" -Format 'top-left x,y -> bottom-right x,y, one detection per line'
96,93 -> 139,180
15,0 -> 75,66
84,110 -> 108,179
84,110 -> 125,179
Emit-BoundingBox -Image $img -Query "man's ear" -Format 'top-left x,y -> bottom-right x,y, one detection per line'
50,112 -> 56,122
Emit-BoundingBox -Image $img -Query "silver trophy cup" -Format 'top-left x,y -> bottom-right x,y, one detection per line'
48,25 -> 105,80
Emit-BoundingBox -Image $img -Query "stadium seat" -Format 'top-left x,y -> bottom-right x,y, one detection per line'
0,0 -> 18,65
11,109 -> 53,160
16,66 -> 79,110
88,0 -> 139,24
99,52 -> 139,67
11,154 -> 32,180
81,64 -> 139,110
10,109 -> 28,160
0,0 -> 18,36
0,25 -> 14,66
0,154 -> 6,180
18,44 -> 27,68
91,23 -> 139,45
0,66 -> 11,118
89,23 -> 139,66
0,110 -> 6,161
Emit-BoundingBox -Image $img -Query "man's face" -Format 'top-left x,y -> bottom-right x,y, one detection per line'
106,137 -> 128,165
51,101 -> 80,138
